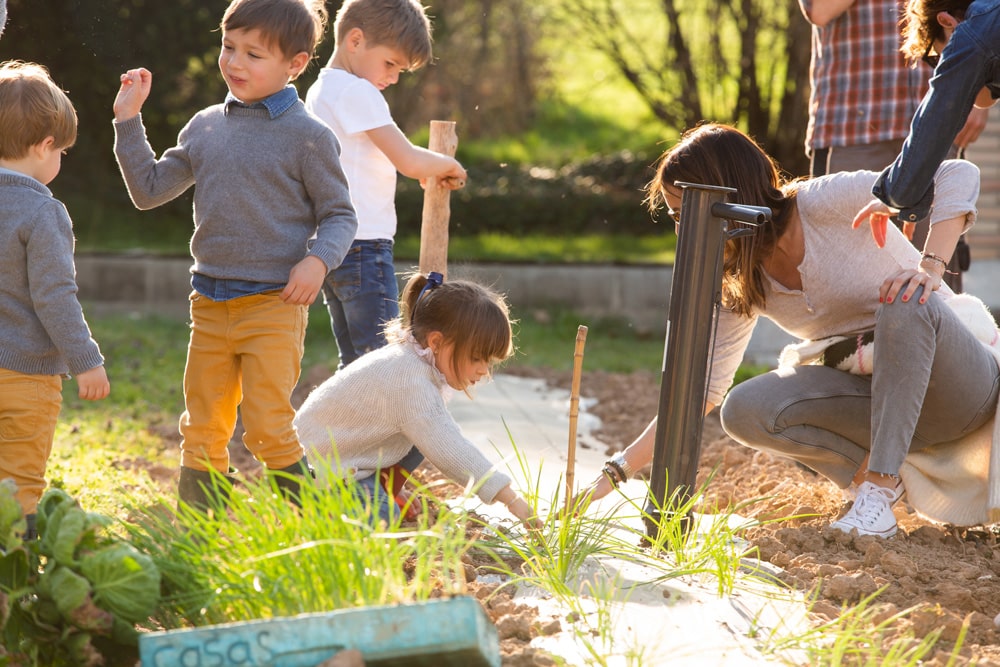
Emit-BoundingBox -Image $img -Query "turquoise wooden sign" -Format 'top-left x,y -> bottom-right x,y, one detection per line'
138,596 -> 500,667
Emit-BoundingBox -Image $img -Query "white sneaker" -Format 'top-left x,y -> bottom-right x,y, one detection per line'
830,480 -> 903,538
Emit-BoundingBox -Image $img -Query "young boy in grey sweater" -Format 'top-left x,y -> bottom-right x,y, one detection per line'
0,61 -> 110,537
112,0 -> 358,508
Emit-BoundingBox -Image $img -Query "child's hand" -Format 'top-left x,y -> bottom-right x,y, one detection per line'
506,495 -> 542,531
440,158 -> 467,190
281,255 -> 327,305
75,366 -> 110,401
419,158 -> 467,191
114,68 -> 152,122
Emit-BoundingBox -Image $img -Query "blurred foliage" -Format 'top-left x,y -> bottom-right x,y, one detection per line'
398,150 -> 663,237
0,0 -> 807,254
555,0 -> 811,176
394,231 -> 675,265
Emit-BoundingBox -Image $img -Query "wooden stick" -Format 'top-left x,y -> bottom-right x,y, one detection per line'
419,120 -> 458,279
565,325 -> 588,512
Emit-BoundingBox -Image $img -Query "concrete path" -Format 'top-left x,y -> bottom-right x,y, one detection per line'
449,374 -> 809,666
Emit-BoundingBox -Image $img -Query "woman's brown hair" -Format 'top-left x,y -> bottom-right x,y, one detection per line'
645,123 -> 795,316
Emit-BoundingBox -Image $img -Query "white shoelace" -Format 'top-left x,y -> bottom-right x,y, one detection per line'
851,485 -> 898,525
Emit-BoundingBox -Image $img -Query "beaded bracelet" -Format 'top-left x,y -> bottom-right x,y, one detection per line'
602,464 -> 622,488
921,252 -> 957,275
606,459 -> 627,485
610,452 -> 635,479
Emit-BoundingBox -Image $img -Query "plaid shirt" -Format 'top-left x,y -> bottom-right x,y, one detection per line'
804,0 -> 929,151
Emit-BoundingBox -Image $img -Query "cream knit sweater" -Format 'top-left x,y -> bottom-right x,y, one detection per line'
294,341 -> 512,504
897,294 -> 1000,526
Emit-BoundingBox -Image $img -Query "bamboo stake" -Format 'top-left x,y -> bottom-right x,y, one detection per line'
565,325 -> 588,512
418,120 -> 459,279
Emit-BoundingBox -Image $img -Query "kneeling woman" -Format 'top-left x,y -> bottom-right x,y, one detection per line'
580,123 -> 1000,538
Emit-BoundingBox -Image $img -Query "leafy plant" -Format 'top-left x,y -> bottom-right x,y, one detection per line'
0,484 -> 161,667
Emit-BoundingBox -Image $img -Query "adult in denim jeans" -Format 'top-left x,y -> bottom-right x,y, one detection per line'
871,0 -> 1000,225
305,0 -> 467,369
576,124 -> 1000,539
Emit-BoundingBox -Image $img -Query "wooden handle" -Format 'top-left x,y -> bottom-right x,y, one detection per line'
419,120 -> 458,279
565,325 -> 589,512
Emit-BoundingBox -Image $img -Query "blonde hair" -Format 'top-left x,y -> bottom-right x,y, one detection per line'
334,0 -> 433,70
0,61 -> 77,160
387,273 -> 513,379
222,0 -> 328,70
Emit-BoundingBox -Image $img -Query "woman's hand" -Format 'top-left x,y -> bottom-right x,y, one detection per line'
879,266 -> 943,305
569,472 -> 616,515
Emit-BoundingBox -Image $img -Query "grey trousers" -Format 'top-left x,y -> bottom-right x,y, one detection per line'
720,289 -> 1000,488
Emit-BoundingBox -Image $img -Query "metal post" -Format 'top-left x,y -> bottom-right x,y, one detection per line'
644,182 -> 769,539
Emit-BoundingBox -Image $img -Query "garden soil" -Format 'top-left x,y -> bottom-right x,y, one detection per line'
208,364 -> 1000,666
504,366 -> 1000,667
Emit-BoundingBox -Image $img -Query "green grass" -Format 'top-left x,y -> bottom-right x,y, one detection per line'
508,306 -> 665,372
394,232 -> 675,265
453,96 -> 666,166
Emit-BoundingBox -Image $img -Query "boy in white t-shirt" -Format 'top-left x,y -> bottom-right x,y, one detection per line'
305,0 -> 467,369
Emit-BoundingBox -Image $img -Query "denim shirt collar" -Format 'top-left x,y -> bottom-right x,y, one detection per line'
224,85 -> 299,118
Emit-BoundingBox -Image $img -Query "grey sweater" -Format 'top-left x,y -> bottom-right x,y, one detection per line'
294,341 -> 513,504
113,92 -> 358,281
0,170 -> 104,376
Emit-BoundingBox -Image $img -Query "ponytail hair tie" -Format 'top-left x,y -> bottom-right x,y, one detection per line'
416,271 -> 444,306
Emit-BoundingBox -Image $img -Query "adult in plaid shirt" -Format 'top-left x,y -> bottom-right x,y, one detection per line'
800,0 -> 988,178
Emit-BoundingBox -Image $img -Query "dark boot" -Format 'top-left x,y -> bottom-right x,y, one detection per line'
22,513 -> 36,541
177,466 -> 233,514
267,457 -> 315,507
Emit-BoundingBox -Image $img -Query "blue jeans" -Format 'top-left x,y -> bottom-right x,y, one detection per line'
322,239 -> 399,369
353,448 -> 425,524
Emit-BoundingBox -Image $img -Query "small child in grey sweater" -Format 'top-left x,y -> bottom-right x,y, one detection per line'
112,0 -> 358,508
0,61 -> 109,536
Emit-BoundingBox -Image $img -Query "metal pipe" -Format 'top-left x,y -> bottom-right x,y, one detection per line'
644,182 -> 769,540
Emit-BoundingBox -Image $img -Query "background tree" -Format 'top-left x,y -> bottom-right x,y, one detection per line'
559,0 -> 812,175
0,0 -> 232,238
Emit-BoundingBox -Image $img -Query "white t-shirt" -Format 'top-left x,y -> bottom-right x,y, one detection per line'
305,68 -> 399,240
